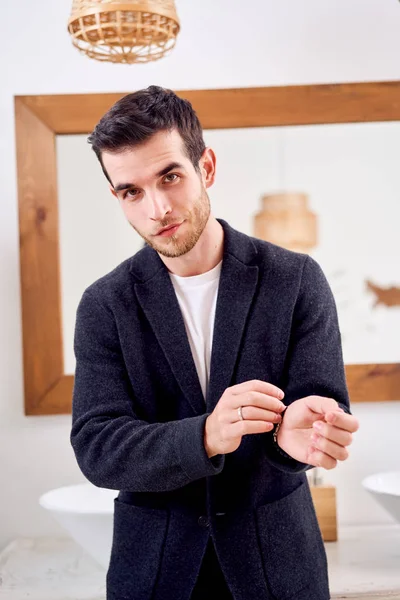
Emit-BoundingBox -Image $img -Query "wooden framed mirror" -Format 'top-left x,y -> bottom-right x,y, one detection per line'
15,82 -> 400,415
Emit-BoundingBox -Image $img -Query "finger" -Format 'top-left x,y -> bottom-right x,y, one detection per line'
234,391 -> 286,414
308,447 -> 338,470
312,421 -> 353,446
232,379 -> 285,400
229,406 -> 283,424
229,420 -> 274,438
325,411 -> 359,433
304,395 -> 344,416
310,434 -> 349,462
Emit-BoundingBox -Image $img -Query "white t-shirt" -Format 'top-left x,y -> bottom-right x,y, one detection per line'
169,260 -> 222,401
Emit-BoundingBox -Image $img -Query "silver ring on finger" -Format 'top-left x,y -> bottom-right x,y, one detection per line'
238,406 -> 244,421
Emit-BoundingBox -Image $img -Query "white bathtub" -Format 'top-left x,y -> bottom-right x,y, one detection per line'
362,470 -> 400,523
39,483 -> 118,569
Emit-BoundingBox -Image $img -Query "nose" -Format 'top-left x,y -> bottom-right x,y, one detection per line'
148,191 -> 172,221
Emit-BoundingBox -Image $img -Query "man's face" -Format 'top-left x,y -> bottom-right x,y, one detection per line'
103,129 -> 214,258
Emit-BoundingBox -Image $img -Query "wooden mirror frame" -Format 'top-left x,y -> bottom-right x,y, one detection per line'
15,81 -> 400,415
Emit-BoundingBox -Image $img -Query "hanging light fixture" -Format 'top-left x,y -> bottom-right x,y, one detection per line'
68,0 -> 180,64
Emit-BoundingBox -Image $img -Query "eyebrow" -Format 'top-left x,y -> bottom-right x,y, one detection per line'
113,162 -> 185,193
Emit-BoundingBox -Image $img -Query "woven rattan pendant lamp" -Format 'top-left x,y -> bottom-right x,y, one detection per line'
68,0 -> 180,64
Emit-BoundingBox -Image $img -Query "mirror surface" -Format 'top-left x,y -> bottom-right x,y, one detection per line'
56,121 -> 400,374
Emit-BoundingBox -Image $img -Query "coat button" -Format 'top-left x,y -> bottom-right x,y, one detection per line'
198,515 -> 210,528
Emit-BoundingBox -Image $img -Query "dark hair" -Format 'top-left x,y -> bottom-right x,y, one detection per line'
87,85 -> 206,185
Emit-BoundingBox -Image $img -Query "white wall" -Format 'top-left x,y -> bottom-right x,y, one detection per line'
1,0 -> 400,550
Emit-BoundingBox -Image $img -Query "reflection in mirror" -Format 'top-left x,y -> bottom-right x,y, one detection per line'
57,121 -> 400,375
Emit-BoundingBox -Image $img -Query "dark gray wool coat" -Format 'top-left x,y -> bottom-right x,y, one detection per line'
71,218 -> 351,600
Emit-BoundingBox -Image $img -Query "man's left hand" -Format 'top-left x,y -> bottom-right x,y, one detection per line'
276,395 -> 359,469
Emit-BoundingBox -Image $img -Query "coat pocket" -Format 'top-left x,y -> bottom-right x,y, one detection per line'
106,498 -> 169,600
255,480 -> 328,600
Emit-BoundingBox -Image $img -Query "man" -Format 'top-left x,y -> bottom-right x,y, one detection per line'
71,86 -> 359,600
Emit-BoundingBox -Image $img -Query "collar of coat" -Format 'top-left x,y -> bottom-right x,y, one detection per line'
129,218 -> 258,282
128,218 -> 261,412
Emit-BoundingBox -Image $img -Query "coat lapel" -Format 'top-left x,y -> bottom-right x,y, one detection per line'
130,219 -> 259,417
206,253 -> 259,411
134,264 -> 206,416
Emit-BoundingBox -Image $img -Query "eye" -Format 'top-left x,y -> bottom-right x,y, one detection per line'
163,173 -> 180,183
123,188 -> 140,199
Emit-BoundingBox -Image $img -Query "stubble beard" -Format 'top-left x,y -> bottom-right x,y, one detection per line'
132,188 -> 211,258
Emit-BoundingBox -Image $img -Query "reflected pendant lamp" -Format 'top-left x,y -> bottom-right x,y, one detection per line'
68,0 -> 180,64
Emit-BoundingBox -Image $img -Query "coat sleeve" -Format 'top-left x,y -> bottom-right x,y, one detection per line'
70,289 -> 224,492
264,255 -> 351,474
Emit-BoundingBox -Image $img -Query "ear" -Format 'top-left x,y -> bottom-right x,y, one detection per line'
199,147 -> 216,189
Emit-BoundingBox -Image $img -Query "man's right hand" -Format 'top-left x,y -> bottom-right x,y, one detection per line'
204,380 -> 286,458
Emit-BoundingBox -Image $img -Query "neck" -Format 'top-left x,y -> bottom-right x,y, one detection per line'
159,215 -> 224,277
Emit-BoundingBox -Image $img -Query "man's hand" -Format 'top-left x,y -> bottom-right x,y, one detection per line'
204,380 -> 286,457
276,396 -> 359,469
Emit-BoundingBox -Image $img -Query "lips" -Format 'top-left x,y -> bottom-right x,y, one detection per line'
156,222 -> 182,235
